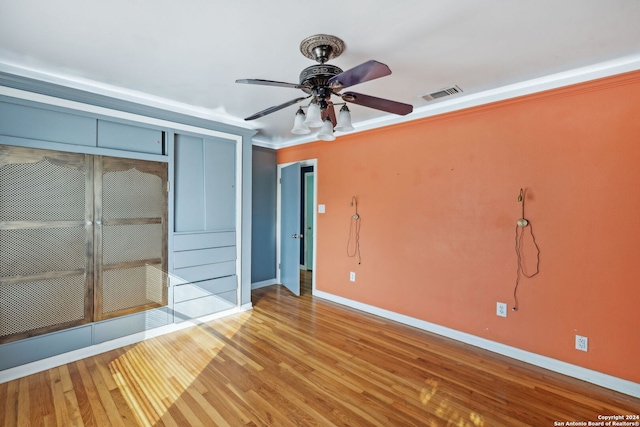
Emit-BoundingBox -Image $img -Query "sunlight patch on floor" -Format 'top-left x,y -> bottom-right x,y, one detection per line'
420,378 -> 485,427
108,314 -> 249,426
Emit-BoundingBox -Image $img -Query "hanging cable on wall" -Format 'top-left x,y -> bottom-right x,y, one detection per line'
512,188 -> 540,311
347,196 -> 362,264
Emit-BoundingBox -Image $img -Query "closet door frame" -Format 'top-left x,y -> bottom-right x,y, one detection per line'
93,155 -> 168,321
0,145 -> 94,344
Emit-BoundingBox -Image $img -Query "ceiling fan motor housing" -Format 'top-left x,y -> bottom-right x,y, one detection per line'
299,64 -> 343,97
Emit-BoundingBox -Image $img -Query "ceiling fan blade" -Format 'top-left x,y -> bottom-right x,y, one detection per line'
342,92 -> 413,116
236,79 -> 308,90
328,60 -> 391,89
244,96 -> 310,120
322,102 -> 337,126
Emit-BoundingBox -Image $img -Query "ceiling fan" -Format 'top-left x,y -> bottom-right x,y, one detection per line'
236,34 -> 413,140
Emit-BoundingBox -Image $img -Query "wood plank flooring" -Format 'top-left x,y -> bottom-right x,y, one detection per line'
1,272 -> 639,426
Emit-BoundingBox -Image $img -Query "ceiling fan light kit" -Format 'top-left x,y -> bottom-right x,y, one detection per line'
303,101 -> 324,128
236,34 -> 413,140
291,107 -> 311,135
317,117 -> 337,141
335,104 -> 354,132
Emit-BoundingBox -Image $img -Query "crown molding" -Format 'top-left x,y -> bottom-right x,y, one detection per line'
3,54 -> 639,149
0,62 -> 256,138
275,54 -> 640,149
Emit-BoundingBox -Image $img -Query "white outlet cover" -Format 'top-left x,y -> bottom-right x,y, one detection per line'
496,302 -> 507,317
575,335 -> 588,352
318,204 -> 326,213
349,272 -> 356,282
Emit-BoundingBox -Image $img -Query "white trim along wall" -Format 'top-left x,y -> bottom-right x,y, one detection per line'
313,290 -> 640,399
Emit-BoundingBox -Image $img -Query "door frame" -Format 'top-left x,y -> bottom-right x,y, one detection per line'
302,171 -> 314,271
277,159 -> 318,294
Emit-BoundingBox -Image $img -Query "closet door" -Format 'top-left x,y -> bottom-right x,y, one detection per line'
0,145 -> 93,344
94,156 -> 168,321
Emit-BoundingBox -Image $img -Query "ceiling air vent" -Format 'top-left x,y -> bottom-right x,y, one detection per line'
422,85 -> 463,101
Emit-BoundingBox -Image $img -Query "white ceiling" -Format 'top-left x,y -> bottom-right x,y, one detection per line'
1,1 -> 640,148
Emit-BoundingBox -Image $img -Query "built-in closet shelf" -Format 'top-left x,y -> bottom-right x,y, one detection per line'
173,230 -> 236,249
171,230 -> 238,321
0,100 -> 97,147
98,119 -> 165,155
171,131 -> 238,322
174,276 -> 236,303
1,99 -> 168,156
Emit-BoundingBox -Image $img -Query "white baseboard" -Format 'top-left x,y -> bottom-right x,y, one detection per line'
251,278 -> 277,289
313,290 -> 640,399
0,304 -> 252,384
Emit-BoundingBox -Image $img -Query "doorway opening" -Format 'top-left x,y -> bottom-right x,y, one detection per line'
300,166 -> 314,294
277,159 -> 317,297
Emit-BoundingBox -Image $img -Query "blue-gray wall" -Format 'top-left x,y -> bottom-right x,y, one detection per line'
251,146 -> 277,284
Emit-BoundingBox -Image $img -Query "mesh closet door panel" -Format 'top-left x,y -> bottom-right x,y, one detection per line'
95,156 -> 168,320
0,146 -> 92,344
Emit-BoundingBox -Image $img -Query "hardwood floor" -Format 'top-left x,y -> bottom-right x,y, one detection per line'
1,279 -> 639,426
300,269 -> 312,295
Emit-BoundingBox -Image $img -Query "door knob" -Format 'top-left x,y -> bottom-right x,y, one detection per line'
291,234 -> 304,239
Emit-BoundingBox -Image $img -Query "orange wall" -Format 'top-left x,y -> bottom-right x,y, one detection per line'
278,70 -> 640,383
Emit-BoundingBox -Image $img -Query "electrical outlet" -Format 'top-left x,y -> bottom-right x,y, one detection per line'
575,335 -> 588,352
496,302 -> 507,317
349,272 -> 356,282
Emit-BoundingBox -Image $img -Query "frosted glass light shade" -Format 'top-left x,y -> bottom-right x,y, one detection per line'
291,108 -> 311,134
317,117 -> 336,141
303,102 -> 323,128
335,105 -> 354,132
